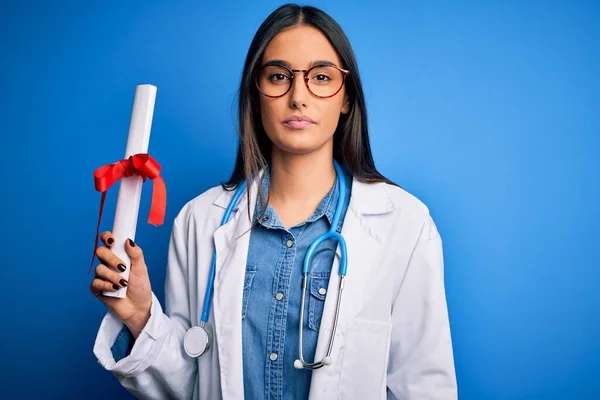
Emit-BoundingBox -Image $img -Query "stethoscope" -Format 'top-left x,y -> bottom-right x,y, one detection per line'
183,160 -> 348,370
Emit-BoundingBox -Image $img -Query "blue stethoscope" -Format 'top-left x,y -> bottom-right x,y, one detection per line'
183,160 -> 348,370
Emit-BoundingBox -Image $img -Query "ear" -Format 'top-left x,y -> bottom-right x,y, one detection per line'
340,95 -> 350,115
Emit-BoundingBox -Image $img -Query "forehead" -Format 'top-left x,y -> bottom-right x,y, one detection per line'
261,25 -> 343,68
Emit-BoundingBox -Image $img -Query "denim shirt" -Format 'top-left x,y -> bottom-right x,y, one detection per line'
242,166 -> 351,400
110,166 -> 352,400
110,325 -> 135,362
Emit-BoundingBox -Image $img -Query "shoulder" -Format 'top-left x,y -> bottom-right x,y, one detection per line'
173,184 -> 229,229
352,179 -> 439,240
385,183 -> 440,239
385,183 -> 429,216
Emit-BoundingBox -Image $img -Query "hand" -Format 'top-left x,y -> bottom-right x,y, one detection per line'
90,231 -> 153,338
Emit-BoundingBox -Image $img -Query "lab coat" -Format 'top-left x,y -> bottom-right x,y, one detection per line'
93,175 -> 457,399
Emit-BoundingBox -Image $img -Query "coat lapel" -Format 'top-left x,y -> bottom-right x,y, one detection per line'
308,178 -> 395,399
211,177 -> 259,400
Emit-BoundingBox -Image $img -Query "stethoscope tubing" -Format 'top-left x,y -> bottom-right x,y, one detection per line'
192,160 -> 348,369
200,179 -> 247,323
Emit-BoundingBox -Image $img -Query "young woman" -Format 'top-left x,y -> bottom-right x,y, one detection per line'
91,4 -> 457,399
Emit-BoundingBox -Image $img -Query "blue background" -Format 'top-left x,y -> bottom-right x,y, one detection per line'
1,0 -> 598,398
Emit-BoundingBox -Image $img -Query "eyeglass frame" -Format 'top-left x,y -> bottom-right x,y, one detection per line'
255,63 -> 351,99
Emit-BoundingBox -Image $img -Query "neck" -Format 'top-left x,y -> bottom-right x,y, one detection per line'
266,147 -> 336,227
269,151 -> 336,203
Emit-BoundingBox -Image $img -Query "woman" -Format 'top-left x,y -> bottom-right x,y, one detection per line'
91,4 -> 457,399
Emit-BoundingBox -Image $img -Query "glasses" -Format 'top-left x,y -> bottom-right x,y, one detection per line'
256,63 -> 350,98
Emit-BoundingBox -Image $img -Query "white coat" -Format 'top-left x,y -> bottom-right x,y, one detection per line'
93,175 -> 458,399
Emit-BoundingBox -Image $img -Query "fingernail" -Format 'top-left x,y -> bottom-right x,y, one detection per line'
112,283 -> 120,290
117,263 -> 126,272
107,237 -> 114,245
128,238 -> 135,247
119,279 -> 128,287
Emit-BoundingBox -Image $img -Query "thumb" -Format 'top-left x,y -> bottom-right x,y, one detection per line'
125,238 -> 147,273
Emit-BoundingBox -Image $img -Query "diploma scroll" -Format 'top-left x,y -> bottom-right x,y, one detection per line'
103,84 -> 157,298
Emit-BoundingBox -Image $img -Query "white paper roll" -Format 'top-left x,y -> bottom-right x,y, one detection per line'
103,84 -> 157,298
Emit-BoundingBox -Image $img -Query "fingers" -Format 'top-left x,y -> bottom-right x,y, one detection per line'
92,264 -> 127,291
95,246 -> 128,273
96,263 -> 128,288
90,264 -> 121,298
124,238 -> 147,273
94,237 -> 147,275
100,231 -> 114,247
90,277 -> 120,296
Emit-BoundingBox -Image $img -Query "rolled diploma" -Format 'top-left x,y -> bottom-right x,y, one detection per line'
103,84 -> 157,298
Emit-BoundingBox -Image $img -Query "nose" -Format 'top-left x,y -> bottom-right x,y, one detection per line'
288,72 -> 309,109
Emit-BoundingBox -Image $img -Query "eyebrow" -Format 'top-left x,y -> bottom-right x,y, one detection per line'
261,59 -> 338,69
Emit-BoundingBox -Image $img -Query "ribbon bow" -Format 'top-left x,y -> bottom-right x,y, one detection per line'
89,153 -> 166,273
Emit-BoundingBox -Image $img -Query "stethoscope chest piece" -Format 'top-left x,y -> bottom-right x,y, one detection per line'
183,325 -> 211,358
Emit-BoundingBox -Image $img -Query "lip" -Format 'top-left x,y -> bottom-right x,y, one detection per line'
283,115 -> 316,130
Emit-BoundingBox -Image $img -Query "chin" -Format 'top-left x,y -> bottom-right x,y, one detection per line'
276,141 -> 319,155
273,136 -> 332,156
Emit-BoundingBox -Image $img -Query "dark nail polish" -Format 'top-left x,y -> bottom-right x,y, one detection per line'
117,263 -> 126,272
107,237 -> 114,245
119,279 -> 128,287
112,283 -> 120,290
128,238 -> 135,247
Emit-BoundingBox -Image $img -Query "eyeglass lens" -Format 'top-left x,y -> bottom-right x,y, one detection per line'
258,66 -> 345,97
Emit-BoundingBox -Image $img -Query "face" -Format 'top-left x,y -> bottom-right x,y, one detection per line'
257,25 -> 350,157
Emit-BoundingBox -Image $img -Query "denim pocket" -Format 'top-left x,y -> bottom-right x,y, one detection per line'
242,265 -> 257,319
308,272 -> 331,331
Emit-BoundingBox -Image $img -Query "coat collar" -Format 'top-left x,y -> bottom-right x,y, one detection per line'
211,172 -> 396,221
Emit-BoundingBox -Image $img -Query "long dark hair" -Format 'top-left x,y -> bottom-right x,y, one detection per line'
222,3 -> 395,213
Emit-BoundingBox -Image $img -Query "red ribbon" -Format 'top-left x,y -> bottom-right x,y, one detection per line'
89,153 -> 166,273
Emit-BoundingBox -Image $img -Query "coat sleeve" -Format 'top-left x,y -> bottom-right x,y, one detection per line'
386,214 -> 458,399
93,216 -> 198,400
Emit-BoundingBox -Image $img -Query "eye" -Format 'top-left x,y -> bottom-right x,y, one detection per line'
314,74 -> 331,81
308,66 -> 337,84
269,72 -> 291,83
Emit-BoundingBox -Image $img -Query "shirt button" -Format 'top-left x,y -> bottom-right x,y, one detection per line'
319,288 -> 327,295
286,239 -> 294,248
262,215 -> 269,222
275,292 -> 284,301
269,352 -> 278,361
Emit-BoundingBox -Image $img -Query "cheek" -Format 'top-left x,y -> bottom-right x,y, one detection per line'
319,99 -> 345,133
259,99 -> 280,130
